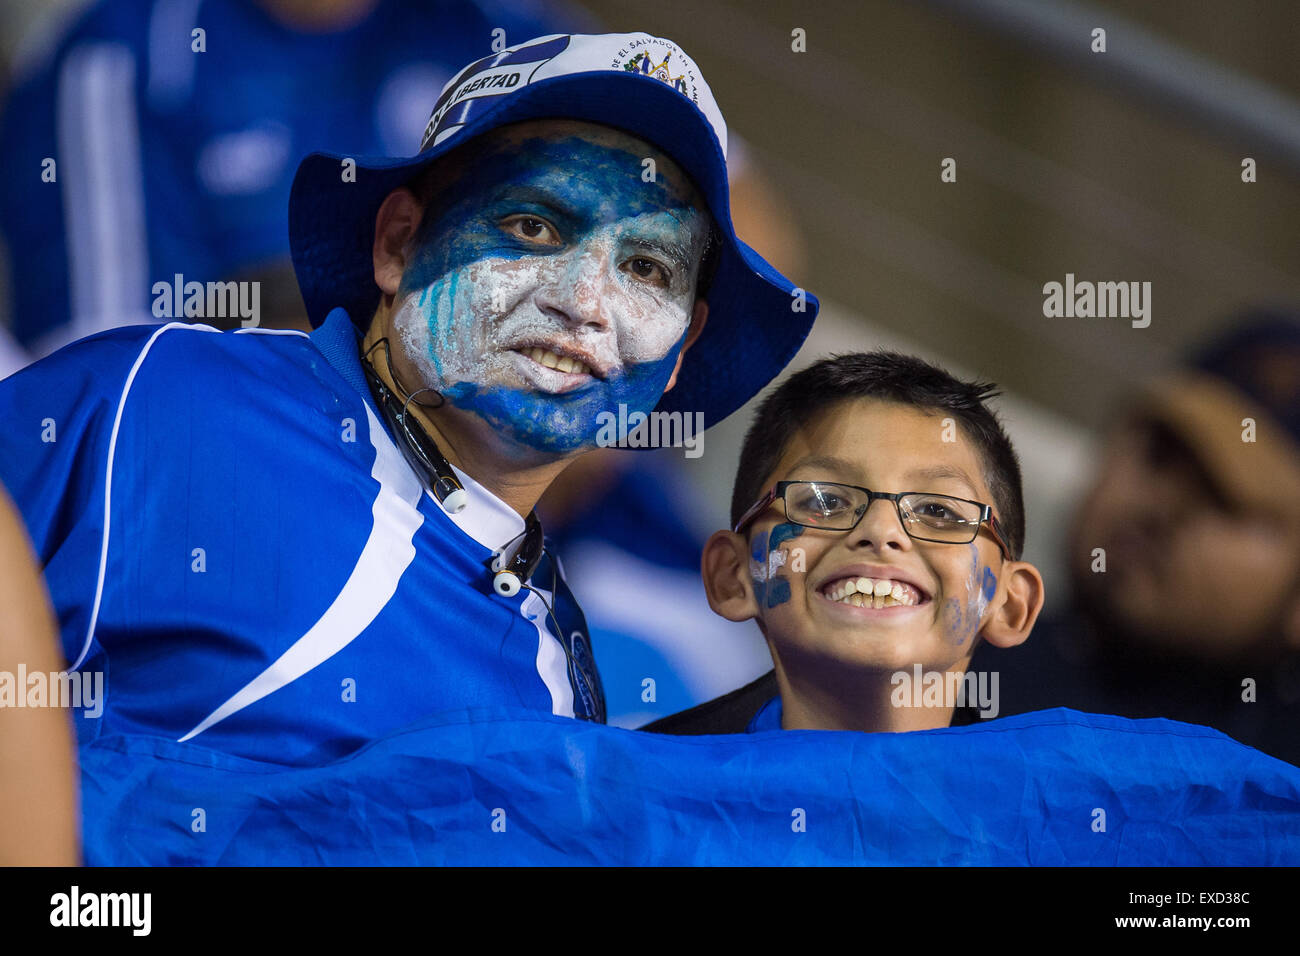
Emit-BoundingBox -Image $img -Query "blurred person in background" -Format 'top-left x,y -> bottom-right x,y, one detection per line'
0,485 -> 79,865
0,0 -> 592,357
971,310 -> 1300,765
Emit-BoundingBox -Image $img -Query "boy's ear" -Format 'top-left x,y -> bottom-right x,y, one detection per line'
979,560 -> 1046,649
701,529 -> 759,622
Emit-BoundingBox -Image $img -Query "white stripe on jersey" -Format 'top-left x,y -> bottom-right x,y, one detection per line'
71,322 -> 211,672
179,401 -> 424,741
524,587 -> 576,718
66,320 -> 578,723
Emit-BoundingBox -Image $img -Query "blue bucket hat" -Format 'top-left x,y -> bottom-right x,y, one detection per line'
288,32 -> 818,429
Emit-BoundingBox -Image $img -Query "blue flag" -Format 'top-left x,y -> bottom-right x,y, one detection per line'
77,706 -> 1300,865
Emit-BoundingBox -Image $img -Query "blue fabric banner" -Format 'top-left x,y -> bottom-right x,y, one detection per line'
77,707 -> 1300,865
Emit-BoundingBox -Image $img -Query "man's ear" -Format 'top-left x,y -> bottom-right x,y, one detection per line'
372,187 -> 425,301
701,528 -> 759,622
979,560 -> 1046,649
663,299 -> 709,394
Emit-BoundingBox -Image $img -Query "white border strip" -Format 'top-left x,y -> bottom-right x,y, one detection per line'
68,322 -> 211,671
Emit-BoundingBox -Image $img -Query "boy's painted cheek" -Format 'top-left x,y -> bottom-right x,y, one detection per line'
981,566 -> 997,602
942,545 -> 993,645
750,523 -> 804,610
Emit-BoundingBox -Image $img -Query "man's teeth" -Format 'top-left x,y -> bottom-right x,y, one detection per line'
824,577 -> 921,608
526,347 -> 590,376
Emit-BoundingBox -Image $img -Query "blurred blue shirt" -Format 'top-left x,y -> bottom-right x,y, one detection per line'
0,0 -> 588,355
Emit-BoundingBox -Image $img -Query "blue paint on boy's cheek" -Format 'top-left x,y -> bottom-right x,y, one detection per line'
768,523 -> 803,551
766,579 -> 791,608
982,566 -> 997,601
945,544 -> 992,646
747,523 -> 801,609
943,597 -> 967,645
749,529 -> 769,603
762,524 -> 801,608
442,332 -> 685,453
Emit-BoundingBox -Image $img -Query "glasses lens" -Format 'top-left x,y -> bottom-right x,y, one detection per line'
900,493 -> 983,541
784,482 -> 864,529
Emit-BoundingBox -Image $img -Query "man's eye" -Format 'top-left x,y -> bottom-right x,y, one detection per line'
624,257 -> 670,286
501,215 -> 560,245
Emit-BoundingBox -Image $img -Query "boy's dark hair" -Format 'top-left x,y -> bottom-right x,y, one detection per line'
730,352 -> 1027,559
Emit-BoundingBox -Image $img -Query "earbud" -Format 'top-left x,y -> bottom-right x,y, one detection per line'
487,514 -> 544,599
434,476 -> 467,514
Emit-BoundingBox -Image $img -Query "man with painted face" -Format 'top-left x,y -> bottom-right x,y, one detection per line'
0,33 -> 816,773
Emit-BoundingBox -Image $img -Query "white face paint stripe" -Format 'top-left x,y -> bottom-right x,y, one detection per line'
178,403 -> 424,742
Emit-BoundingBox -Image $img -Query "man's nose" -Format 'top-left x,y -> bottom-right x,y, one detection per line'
534,242 -> 616,331
848,498 -> 912,553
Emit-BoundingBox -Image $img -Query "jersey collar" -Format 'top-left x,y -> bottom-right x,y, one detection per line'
309,307 -> 526,552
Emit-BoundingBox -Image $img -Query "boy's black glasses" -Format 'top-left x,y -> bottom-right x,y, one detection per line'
734,480 -> 1012,560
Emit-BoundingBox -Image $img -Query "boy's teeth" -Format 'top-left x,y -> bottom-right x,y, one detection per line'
528,347 -> 589,376
826,576 -> 920,607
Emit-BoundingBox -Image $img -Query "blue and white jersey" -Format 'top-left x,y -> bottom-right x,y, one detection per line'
0,308 -> 601,766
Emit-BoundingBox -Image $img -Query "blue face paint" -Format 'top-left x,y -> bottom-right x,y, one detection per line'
766,579 -> 792,609
390,132 -> 708,455
749,523 -> 802,609
981,566 -> 997,602
442,330 -> 685,453
768,523 -> 803,552
943,597 -> 966,646
943,544 -> 994,645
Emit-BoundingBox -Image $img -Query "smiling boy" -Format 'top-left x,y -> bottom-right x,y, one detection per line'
647,352 -> 1045,733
